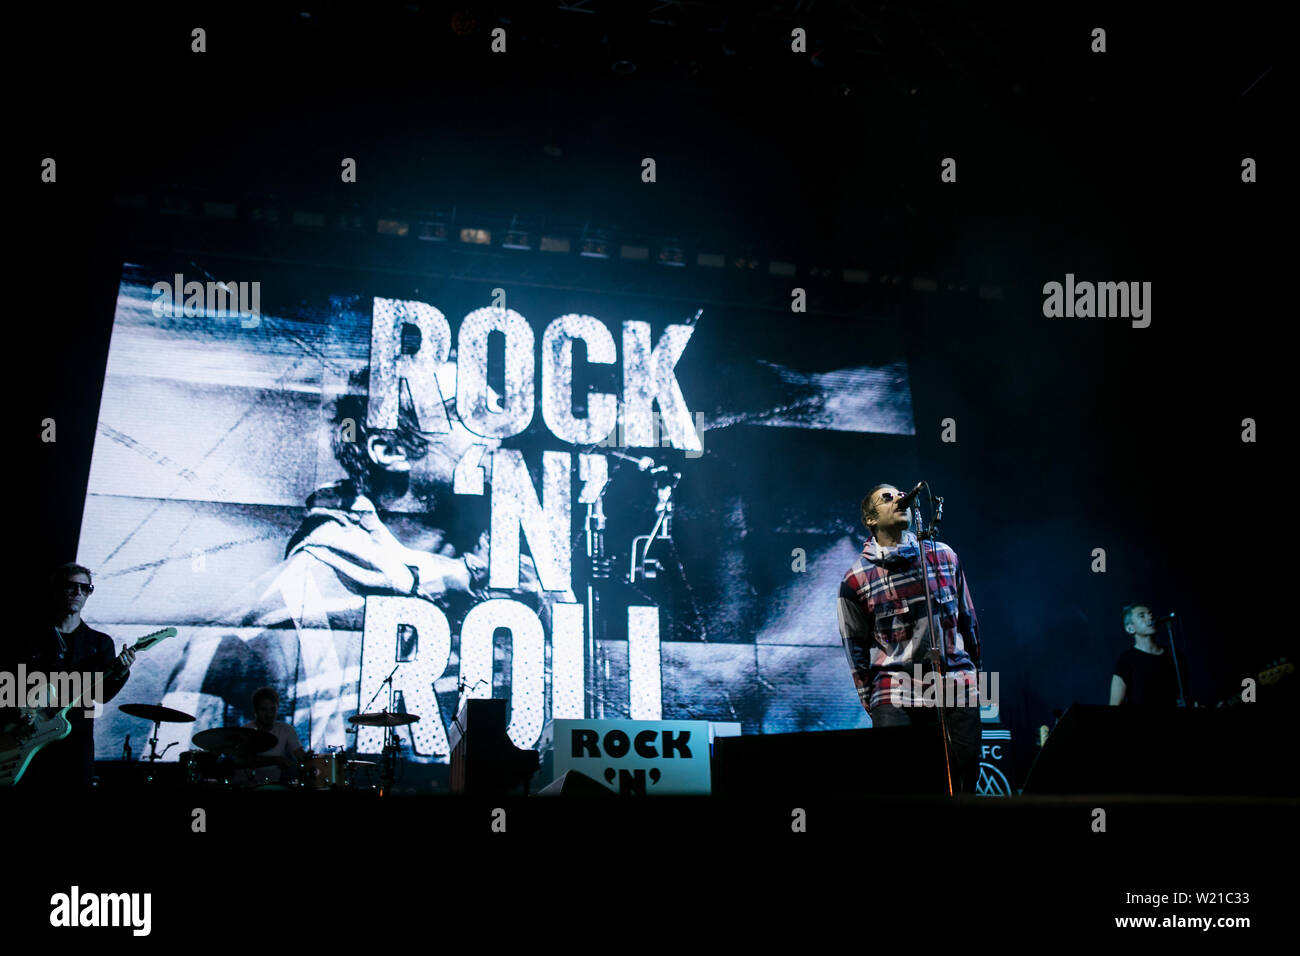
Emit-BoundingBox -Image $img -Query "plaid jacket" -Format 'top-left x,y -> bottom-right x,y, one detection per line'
837,531 -> 981,712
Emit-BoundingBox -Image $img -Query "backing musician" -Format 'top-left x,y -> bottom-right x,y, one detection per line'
240,686 -> 308,786
1110,604 -> 1188,707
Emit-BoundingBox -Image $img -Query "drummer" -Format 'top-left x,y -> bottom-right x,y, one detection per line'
242,687 -> 307,786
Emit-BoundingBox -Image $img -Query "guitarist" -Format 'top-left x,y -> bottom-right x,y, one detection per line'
2,564 -> 135,788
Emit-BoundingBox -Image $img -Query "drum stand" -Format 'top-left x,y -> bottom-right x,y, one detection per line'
139,717 -> 178,785
361,665 -> 405,795
144,718 -> 169,763
380,726 -> 403,795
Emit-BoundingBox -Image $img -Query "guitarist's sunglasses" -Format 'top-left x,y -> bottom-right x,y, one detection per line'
62,583 -> 94,594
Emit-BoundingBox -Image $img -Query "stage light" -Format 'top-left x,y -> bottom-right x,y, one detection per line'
460,227 -> 491,245
539,236 -> 570,253
377,219 -> 409,237
580,235 -> 610,259
502,229 -> 531,250
657,244 -> 685,267
160,196 -> 192,216
338,211 -> 363,231
416,221 -> 449,241
450,9 -> 476,35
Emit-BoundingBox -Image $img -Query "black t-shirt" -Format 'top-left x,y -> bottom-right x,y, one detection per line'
1114,646 -> 1185,707
4,621 -> 120,787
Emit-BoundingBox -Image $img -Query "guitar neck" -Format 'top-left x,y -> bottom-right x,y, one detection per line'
53,627 -> 178,714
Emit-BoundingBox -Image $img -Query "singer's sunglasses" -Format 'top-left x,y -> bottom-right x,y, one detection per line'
876,490 -> 908,504
62,582 -> 94,594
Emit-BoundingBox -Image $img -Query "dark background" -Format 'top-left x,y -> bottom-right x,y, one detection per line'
18,1 -> 1280,785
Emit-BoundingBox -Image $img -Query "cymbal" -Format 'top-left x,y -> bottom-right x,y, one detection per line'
119,703 -> 196,723
192,726 -> 278,757
347,711 -> 420,727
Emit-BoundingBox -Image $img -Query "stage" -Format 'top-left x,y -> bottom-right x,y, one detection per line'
9,788 -> 1293,938
13,0 -> 1283,941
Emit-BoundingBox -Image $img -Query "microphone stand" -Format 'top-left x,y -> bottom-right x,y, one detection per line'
585,497 -> 610,718
912,487 -> 955,797
1161,614 -> 1187,707
626,453 -> 682,585
361,666 -> 401,795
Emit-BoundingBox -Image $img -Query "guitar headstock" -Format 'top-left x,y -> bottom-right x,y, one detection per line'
1259,658 -> 1293,686
130,627 -> 177,652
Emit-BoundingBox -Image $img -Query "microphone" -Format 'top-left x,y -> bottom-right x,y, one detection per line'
893,482 -> 925,510
1153,612 -> 1176,623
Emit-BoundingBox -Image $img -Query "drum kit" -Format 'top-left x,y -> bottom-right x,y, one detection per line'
116,702 -> 418,791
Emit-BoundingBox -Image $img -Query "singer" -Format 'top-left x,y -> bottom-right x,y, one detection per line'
1109,605 -> 1187,706
837,484 -> 983,792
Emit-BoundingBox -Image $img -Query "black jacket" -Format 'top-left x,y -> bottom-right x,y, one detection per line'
4,621 -> 128,788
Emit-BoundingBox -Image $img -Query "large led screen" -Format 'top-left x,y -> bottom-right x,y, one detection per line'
78,258 -> 917,763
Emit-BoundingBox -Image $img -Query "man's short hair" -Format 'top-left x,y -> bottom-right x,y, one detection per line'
251,686 -> 279,710
860,483 -> 897,529
51,562 -> 92,588
1122,604 -> 1145,631
331,368 -> 431,497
